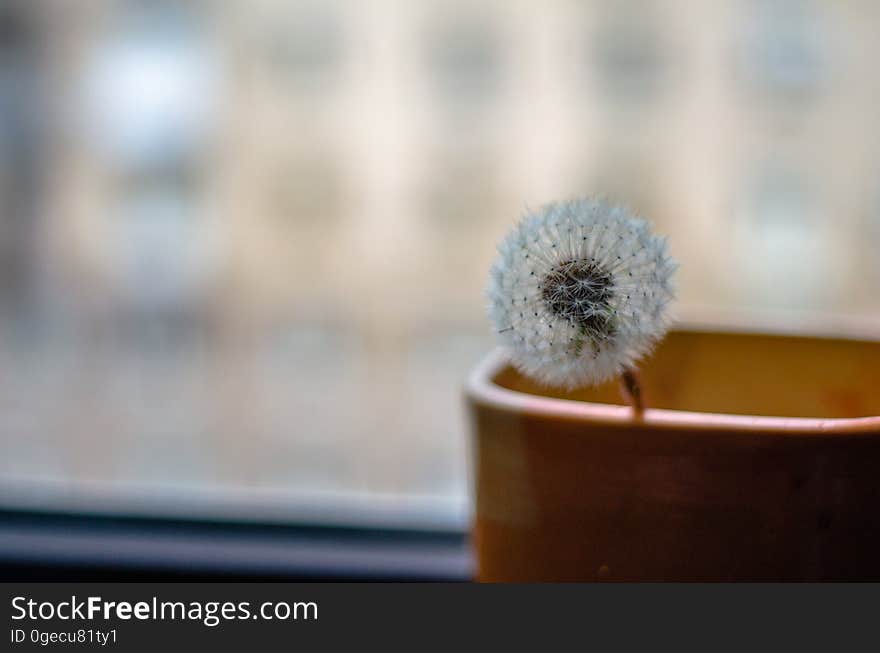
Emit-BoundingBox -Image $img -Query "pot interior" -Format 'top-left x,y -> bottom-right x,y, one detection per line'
493,330 -> 880,419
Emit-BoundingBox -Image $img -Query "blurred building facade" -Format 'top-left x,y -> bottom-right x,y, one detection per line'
2,0 -> 880,523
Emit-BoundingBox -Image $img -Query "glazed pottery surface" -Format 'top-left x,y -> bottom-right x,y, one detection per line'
466,329 -> 880,581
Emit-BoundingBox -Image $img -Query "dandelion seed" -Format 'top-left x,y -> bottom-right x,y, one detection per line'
486,198 -> 677,390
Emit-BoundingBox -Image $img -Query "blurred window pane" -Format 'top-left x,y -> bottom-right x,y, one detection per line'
2,0 -> 880,531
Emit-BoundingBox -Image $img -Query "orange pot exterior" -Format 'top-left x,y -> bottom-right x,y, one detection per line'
465,330 -> 880,581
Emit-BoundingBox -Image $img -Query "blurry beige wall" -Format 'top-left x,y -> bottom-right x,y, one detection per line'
2,0 -> 879,524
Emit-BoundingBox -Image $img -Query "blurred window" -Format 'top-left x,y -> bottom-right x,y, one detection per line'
2,0 -> 880,533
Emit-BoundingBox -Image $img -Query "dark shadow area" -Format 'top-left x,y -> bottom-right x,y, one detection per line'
0,509 -> 473,581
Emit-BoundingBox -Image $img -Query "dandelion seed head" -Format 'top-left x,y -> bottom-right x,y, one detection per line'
487,198 -> 677,388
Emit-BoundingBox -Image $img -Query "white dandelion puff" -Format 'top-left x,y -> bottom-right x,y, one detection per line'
487,198 -> 677,390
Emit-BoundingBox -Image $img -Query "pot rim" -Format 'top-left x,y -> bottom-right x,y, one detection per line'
466,329 -> 880,437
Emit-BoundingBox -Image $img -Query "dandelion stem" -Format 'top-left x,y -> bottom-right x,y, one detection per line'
620,367 -> 645,417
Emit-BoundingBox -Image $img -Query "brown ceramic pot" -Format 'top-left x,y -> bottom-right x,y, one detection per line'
465,328 -> 880,581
